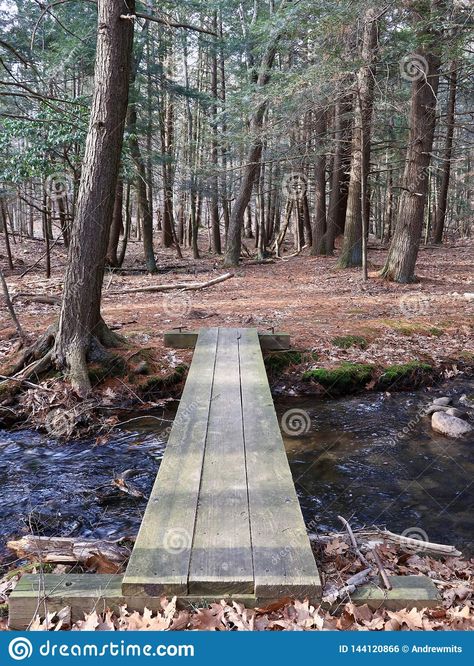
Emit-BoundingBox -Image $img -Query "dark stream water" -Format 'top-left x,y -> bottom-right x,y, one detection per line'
1,379 -> 472,565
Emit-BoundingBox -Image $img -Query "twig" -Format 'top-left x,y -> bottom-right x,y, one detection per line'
371,546 -> 392,590
0,268 -> 26,341
0,374 -> 54,392
11,293 -> 61,305
338,515 -> 371,567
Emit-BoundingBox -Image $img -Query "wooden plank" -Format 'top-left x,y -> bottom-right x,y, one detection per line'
188,328 -> 254,594
164,329 -> 290,351
239,328 -> 321,600
8,574 -> 258,630
122,328 -> 219,596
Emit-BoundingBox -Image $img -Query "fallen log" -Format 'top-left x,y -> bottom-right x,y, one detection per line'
7,536 -> 132,566
11,293 -> 61,305
108,271 -> 234,295
322,567 -> 373,604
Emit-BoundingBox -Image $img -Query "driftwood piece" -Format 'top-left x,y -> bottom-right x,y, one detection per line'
323,567 -> 373,604
312,527 -> 461,558
7,536 -> 131,565
108,272 -> 234,295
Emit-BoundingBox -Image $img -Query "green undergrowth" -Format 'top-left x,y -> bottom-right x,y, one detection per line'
377,361 -> 433,388
88,355 -> 128,384
302,362 -> 375,393
302,361 -> 434,395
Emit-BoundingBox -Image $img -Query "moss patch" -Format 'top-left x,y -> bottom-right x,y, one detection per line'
140,364 -> 188,398
332,335 -> 368,350
377,361 -> 433,388
303,362 -> 375,394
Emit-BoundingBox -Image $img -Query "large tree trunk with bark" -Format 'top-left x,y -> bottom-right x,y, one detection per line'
339,9 -> 378,268
52,0 -> 135,395
325,97 -> 352,254
432,62 -> 457,244
311,110 -> 327,255
380,0 -> 441,282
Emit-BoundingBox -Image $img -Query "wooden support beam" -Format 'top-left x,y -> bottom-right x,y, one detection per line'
7,574 -> 257,630
8,573 -> 442,630
164,329 -> 290,351
351,575 -> 442,611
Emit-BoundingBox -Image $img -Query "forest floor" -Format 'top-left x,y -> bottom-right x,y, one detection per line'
1,239 -> 473,630
1,235 -> 473,403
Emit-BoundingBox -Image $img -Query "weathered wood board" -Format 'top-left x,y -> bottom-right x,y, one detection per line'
122,328 -> 219,595
164,329 -> 290,350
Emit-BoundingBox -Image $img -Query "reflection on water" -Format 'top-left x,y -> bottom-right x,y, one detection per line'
0,379 -> 472,565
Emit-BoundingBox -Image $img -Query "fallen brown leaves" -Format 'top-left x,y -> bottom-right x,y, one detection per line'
19,593 -> 473,632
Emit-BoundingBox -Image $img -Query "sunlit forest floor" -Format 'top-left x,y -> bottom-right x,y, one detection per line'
1,236 -> 472,384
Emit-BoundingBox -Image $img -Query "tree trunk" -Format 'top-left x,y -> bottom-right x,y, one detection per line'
210,11 -> 221,254
381,0 -> 441,282
128,53 -> 157,274
339,9 -> 378,268
106,178 -> 124,267
52,0 -> 134,395
325,97 -> 352,254
311,110 -> 327,255
223,8 -> 287,267
432,62 -> 457,244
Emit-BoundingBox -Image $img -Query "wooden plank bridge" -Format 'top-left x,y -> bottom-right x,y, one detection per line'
9,328 -> 321,628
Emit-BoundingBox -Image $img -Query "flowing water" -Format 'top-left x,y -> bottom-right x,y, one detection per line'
1,379 -> 472,566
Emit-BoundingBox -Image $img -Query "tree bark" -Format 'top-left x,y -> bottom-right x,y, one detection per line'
223,4 -> 287,267
325,97 -> 352,254
433,61 -> 457,244
381,0 -> 441,282
52,0 -> 135,395
106,178 -> 124,267
339,9 -> 378,268
311,110 -> 327,255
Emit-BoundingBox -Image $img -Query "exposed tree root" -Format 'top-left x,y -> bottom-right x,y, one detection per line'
0,318 -> 127,401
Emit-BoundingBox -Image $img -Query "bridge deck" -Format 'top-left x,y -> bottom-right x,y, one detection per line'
122,327 -> 320,601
